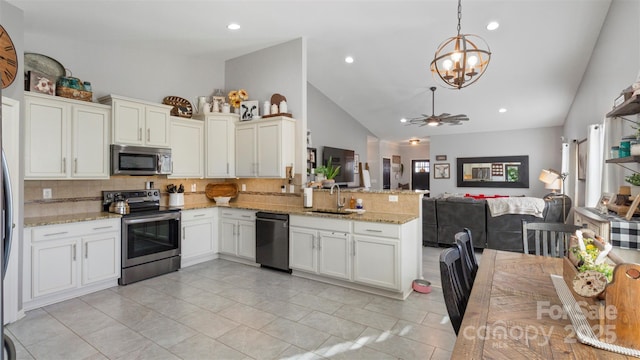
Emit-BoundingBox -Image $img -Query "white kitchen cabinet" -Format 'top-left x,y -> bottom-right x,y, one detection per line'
352,222 -> 401,290
169,117 -> 204,178
193,113 -> 238,178
289,215 -> 352,281
99,94 -> 172,148
181,208 -> 218,267
219,209 -> 256,262
235,116 -> 296,178
24,92 -> 110,179
290,215 -> 418,299
24,218 -> 121,310
318,230 -> 351,280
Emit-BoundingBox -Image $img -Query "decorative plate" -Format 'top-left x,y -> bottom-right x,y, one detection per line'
24,53 -> 65,78
162,96 -> 193,118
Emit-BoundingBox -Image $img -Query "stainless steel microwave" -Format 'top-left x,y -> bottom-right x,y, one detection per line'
111,144 -> 172,175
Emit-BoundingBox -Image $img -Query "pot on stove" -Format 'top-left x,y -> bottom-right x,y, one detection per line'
109,196 -> 130,215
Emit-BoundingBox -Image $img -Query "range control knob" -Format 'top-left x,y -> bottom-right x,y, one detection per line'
153,190 -> 159,196
147,191 -> 152,196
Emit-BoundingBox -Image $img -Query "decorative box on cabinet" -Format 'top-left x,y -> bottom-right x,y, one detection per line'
219,208 -> 256,264
24,92 -> 111,179
23,218 -> 121,310
235,116 -> 296,178
181,208 -> 217,267
99,94 -> 172,148
168,117 -> 204,178
193,112 -> 238,178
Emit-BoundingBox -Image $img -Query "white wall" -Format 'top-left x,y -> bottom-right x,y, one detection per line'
563,0 -> 640,205
307,82 -> 373,185
429,126 -> 564,197
225,38 -> 307,178
22,34 -> 225,105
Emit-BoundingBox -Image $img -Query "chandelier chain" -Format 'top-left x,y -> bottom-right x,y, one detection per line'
457,0 -> 462,36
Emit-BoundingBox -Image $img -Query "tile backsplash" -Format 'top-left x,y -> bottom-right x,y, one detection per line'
24,175 -> 421,218
24,176 -> 303,218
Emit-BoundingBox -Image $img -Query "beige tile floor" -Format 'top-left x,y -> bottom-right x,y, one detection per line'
7,246 -> 471,360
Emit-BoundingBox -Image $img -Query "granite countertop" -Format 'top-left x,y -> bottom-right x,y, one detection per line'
25,201 -> 418,227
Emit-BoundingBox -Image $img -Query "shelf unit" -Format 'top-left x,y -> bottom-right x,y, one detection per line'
605,156 -> 640,164
606,94 -> 640,118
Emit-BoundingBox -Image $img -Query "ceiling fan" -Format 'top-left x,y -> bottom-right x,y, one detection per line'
407,86 -> 469,127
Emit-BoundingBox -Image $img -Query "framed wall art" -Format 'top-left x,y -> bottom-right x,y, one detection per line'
435,155 -> 447,161
434,163 -> 450,179
240,100 -> 259,121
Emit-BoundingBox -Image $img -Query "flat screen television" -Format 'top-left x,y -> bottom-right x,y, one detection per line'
322,146 -> 355,186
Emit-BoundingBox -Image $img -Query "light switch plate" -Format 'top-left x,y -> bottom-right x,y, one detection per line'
43,188 -> 52,199
389,195 -> 398,202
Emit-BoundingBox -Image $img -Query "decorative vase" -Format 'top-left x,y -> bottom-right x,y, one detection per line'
322,179 -> 335,188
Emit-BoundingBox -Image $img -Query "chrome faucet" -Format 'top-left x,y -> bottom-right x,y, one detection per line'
330,184 -> 346,211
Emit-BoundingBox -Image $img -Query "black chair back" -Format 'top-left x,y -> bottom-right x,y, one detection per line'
522,221 -> 582,257
455,228 -> 478,289
439,245 -> 469,335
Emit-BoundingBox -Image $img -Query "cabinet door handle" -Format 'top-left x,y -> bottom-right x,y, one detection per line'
241,215 -> 251,218
93,226 -> 113,231
72,244 -> 76,261
62,157 -> 66,172
365,229 -> 383,233
74,158 -> 78,173
194,214 -> 206,218
352,241 -> 356,256
85,243 -> 88,259
45,231 -> 68,237
318,237 -> 322,250
227,163 -> 229,174
138,128 -> 142,141
311,235 -> 315,249
182,227 -> 185,239
147,128 -> 150,142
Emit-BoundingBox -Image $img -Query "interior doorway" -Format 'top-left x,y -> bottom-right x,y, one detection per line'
412,159 -> 430,193
383,158 -> 391,189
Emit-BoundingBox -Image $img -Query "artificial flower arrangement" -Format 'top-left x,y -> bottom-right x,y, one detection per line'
569,232 -> 614,282
228,89 -> 248,110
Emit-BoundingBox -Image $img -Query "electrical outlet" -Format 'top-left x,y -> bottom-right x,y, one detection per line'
241,184 -> 247,191
43,188 -> 52,199
191,184 -> 197,192
388,195 -> 398,202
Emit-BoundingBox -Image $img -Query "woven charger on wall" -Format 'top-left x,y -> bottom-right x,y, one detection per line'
205,183 -> 238,200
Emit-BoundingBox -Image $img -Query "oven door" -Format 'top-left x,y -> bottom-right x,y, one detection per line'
122,211 -> 181,268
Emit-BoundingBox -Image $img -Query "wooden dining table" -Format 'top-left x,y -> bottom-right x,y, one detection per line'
451,249 -> 636,359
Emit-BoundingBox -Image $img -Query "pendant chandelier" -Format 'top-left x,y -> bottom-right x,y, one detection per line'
430,0 -> 491,89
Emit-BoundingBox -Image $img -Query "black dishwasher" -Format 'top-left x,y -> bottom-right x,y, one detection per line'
255,212 -> 291,272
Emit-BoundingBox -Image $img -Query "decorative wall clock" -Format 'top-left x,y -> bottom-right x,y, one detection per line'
0,24 -> 18,89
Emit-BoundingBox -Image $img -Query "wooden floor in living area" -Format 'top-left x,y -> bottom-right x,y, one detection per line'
7,246 -> 463,360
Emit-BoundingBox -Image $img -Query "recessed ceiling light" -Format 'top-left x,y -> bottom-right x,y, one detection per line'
400,118 -> 407,123
345,56 -> 354,64
409,139 -> 420,145
499,108 -> 507,113
487,21 -> 500,31
227,23 -> 241,30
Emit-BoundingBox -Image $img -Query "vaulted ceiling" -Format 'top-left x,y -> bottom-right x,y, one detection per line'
9,0 -> 612,142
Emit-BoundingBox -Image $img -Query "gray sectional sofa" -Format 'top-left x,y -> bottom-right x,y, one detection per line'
422,196 -> 570,252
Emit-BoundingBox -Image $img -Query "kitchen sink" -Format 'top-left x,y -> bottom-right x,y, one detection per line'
306,209 -> 352,215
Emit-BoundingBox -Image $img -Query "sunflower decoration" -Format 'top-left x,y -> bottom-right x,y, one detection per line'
228,89 -> 249,109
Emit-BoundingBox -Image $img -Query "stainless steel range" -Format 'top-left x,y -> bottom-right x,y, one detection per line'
103,190 -> 181,285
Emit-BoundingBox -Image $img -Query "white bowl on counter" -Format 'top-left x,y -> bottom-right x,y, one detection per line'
213,196 -> 231,205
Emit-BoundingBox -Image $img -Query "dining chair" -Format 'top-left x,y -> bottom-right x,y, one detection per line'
439,245 -> 469,335
521,221 -> 583,257
455,228 -> 478,289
